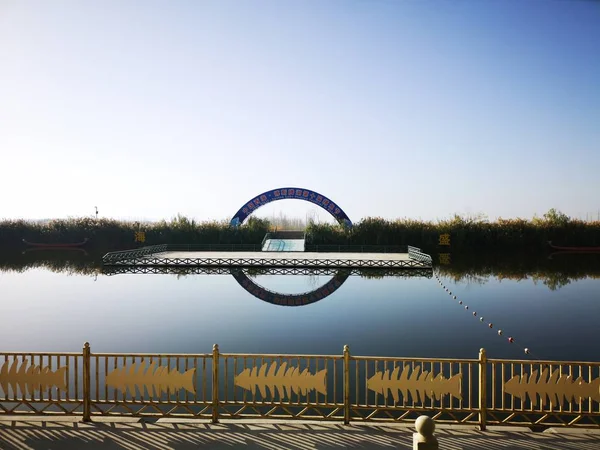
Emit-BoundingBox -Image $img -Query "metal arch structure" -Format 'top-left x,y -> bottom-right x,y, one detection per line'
230,269 -> 350,307
230,187 -> 352,228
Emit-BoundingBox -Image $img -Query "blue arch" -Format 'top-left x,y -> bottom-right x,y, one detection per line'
230,187 -> 352,227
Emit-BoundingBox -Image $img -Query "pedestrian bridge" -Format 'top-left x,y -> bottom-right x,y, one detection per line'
102,244 -> 433,269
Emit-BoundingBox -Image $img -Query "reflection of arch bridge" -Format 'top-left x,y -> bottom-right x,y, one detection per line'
230,269 -> 350,307
101,266 -> 433,307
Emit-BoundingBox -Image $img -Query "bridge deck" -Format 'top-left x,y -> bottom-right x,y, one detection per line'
106,250 -> 431,269
161,251 -> 411,260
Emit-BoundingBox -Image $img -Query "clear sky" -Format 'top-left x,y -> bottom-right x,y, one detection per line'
1,0 -> 598,223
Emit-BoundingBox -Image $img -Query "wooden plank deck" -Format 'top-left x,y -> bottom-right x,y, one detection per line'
105,250 -> 432,269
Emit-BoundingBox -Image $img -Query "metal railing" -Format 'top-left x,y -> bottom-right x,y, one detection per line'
102,244 -> 432,269
485,355 -> 600,428
166,244 -> 261,252
261,233 -> 272,250
304,245 -> 408,253
102,245 -> 168,263
103,244 -> 421,263
102,244 -> 261,263
408,245 -> 433,264
2,345 -> 599,429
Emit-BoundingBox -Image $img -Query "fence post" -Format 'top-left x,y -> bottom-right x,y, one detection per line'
82,342 -> 91,422
413,415 -> 438,449
479,348 -> 487,431
212,344 -> 219,423
343,345 -> 350,425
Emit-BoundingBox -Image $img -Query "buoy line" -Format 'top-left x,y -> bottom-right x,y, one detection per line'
434,272 -> 545,360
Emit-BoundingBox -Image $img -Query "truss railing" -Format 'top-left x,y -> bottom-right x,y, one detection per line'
408,245 -> 433,264
304,244 -> 408,253
169,244 -> 265,252
102,244 -> 168,263
101,266 -> 434,277
103,244 -> 419,262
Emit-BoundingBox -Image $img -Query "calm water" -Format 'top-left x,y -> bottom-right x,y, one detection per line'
1,252 -> 599,363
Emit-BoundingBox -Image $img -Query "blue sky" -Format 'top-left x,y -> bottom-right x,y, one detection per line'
1,0 -> 598,223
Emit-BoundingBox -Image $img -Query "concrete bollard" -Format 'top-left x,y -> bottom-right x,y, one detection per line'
413,415 -> 438,450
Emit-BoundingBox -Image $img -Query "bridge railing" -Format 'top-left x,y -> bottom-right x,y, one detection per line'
408,245 -> 433,264
304,244 -> 408,253
103,244 -> 433,265
103,244 -> 264,263
103,243 -> 418,262
2,345 -> 599,429
102,244 -> 168,263
166,244 -> 262,252
261,233 -> 272,250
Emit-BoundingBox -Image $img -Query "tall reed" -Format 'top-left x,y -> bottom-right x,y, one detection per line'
305,211 -> 600,253
2,209 -> 599,253
0,215 -> 270,250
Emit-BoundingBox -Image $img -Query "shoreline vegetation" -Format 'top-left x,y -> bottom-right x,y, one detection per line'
1,209 -> 599,253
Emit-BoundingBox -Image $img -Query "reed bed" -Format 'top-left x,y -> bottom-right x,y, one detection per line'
2,209 -> 599,254
0,215 -> 270,250
305,212 -> 600,253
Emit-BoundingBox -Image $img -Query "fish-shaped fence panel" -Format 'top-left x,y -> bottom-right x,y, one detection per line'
0,359 -> 67,396
235,362 -> 327,400
367,364 -> 462,403
505,368 -> 600,408
106,361 -> 196,398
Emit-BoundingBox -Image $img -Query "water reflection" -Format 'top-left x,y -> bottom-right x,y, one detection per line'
22,247 -> 89,256
101,266 -> 433,306
548,250 -> 600,259
231,269 -> 349,306
0,249 -> 599,292
1,249 -> 599,361
435,251 -> 600,291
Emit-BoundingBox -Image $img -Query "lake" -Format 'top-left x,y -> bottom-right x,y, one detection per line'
1,251 -> 599,364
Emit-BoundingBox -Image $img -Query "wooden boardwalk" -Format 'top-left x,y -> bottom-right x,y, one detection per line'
103,249 -> 432,269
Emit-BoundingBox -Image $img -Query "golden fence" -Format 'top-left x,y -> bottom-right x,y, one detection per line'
1,345 -> 599,429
